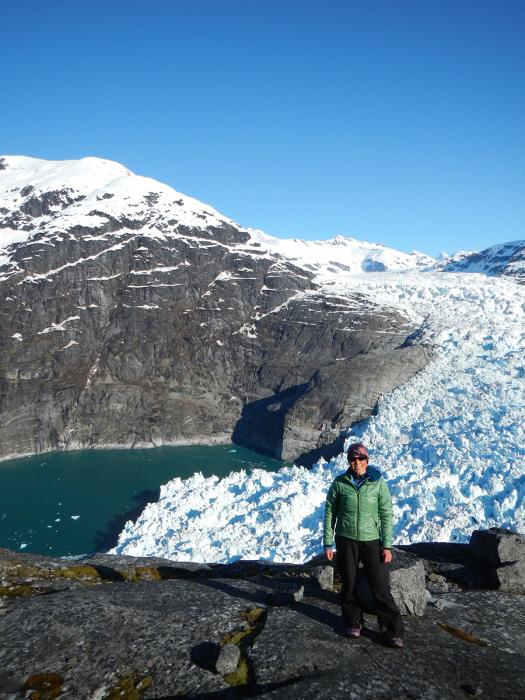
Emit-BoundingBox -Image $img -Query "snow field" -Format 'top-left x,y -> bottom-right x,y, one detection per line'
112,465 -> 337,563
333,272 -> 525,544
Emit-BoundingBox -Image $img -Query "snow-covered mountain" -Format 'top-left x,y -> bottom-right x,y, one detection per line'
0,155 -> 435,276
248,229 -> 435,278
1,155 -> 523,561
439,240 -> 525,282
0,156 -> 430,463
0,155 -> 245,267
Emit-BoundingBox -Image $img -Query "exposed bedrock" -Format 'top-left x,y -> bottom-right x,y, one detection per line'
0,182 -> 432,463
0,537 -> 524,699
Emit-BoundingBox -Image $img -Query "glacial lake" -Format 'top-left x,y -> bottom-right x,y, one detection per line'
0,445 -> 287,557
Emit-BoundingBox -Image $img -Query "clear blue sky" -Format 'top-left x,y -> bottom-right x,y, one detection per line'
1,0 -> 524,256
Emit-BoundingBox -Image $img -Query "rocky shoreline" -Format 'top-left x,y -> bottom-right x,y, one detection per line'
0,436 -> 234,465
0,528 -> 524,699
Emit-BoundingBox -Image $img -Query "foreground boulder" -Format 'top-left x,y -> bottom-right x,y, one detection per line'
470,528 -> 525,566
389,549 -> 428,615
354,548 -> 428,616
310,565 -> 334,591
1,546 -> 524,699
470,528 -> 525,593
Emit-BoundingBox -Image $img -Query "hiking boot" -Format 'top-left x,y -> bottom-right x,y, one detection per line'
346,626 -> 361,638
387,637 -> 404,648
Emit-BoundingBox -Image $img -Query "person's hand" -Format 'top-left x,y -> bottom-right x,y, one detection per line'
324,546 -> 334,561
382,548 -> 393,564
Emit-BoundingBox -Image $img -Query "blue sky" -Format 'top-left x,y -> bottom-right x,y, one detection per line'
1,0 -> 524,256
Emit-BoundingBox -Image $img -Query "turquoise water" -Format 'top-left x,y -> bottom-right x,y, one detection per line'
0,445 -> 286,557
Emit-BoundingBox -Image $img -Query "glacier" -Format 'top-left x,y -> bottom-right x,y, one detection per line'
112,269 -> 525,563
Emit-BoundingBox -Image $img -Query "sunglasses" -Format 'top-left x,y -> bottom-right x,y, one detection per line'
349,454 -> 368,461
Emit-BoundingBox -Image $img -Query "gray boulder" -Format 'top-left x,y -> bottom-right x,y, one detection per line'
495,560 -> 525,594
356,548 -> 428,616
215,643 -> 240,675
390,551 -> 429,615
469,528 -> 525,593
311,565 -> 334,591
470,528 -> 525,566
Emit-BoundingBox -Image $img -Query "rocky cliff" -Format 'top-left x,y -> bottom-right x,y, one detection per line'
0,528 -> 524,699
0,157 -> 431,463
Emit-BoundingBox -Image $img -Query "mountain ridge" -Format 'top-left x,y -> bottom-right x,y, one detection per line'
0,155 -> 431,464
3,155 -> 523,284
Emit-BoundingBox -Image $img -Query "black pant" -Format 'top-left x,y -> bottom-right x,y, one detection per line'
335,535 -> 404,638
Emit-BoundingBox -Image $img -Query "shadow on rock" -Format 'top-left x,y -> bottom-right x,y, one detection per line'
191,577 -> 344,639
161,689 -> 242,699
190,641 -> 221,673
190,577 -> 270,607
89,565 -> 126,582
294,432 -> 347,468
232,383 -> 309,460
93,488 -> 160,552
176,677 -> 305,699
293,600 -> 343,637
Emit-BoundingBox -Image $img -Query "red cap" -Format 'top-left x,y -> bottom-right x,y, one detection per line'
347,443 -> 369,460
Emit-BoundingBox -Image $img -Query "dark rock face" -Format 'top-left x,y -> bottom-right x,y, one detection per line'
399,541 -> 500,590
470,528 -> 525,566
0,159 -> 432,463
1,548 -> 524,700
470,528 -> 525,593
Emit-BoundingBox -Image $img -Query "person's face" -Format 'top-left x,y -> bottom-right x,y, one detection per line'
349,452 -> 368,476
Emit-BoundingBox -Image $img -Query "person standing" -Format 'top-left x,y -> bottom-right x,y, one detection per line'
323,442 -> 404,648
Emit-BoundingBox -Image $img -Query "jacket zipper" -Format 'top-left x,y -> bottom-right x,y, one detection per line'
356,486 -> 360,540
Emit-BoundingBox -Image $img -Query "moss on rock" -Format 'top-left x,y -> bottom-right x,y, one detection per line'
241,606 -> 265,625
122,567 -> 162,582
223,656 -> 249,687
0,584 -> 46,598
55,565 -> 101,580
22,673 -> 63,700
107,672 -> 153,699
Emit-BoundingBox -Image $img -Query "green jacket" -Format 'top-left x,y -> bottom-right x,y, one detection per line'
323,467 -> 394,549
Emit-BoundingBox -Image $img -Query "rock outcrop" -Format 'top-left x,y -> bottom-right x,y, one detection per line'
1,536 -> 524,699
470,528 -> 525,594
0,157 -> 432,464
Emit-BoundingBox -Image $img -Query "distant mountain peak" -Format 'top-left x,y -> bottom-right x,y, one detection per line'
247,228 -> 436,279
438,239 -> 525,282
0,155 -> 246,267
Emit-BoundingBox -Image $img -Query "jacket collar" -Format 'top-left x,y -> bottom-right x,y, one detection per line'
344,465 -> 382,483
